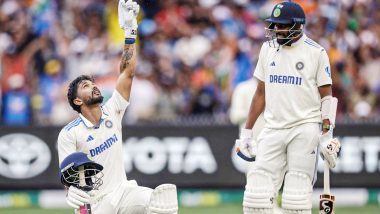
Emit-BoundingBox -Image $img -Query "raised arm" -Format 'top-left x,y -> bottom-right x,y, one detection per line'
116,0 -> 140,101
116,43 -> 136,101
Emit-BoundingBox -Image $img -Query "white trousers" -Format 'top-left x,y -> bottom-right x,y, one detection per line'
247,122 -> 320,192
91,180 -> 153,214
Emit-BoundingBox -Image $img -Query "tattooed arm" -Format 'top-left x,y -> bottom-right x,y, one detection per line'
115,43 -> 136,101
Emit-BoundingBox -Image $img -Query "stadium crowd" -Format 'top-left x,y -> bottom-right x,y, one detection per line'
0,0 -> 379,126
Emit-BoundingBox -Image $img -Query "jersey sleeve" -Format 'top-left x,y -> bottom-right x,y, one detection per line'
316,49 -> 333,87
253,44 -> 267,82
57,129 -> 76,165
103,90 -> 130,122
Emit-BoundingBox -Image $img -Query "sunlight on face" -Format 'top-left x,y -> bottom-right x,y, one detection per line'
77,80 -> 103,106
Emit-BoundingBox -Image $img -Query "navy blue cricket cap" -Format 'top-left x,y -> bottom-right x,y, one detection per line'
60,152 -> 103,173
266,1 -> 306,25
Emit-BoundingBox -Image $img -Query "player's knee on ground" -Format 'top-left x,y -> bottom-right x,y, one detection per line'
244,170 -> 276,214
147,184 -> 178,214
282,171 -> 312,212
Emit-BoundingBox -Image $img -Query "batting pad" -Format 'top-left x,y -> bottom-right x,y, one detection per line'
282,171 -> 312,211
148,184 -> 178,214
244,169 -> 275,212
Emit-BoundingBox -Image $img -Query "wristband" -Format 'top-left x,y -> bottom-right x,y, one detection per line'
125,38 -> 136,44
240,128 -> 253,139
124,28 -> 137,40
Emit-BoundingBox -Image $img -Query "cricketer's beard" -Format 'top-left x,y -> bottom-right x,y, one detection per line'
277,37 -> 291,45
276,31 -> 301,46
85,89 -> 104,105
86,95 -> 104,105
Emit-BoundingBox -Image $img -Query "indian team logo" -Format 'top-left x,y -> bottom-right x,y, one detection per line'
296,61 -> 304,70
273,8 -> 281,17
105,120 -> 113,128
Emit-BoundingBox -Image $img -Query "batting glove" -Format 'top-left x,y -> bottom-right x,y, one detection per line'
235,128 -> 257,162
319,129 -> 341,168
66,186 -> 91,209
118,0 -> 140,40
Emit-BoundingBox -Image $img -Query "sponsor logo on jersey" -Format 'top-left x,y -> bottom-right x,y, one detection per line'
90,134 -> 118,157
270,61 -> 276,66
87,135 -> 94,142
269,75 -> 302,85
296,61 -> 304,70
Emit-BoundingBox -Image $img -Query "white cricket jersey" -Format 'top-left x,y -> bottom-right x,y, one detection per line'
254,34 -> 332,128
58,90 -> 129,194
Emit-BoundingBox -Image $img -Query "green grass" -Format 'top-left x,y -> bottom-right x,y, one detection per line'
0,207 -> 70,214
1,204 -> 379,214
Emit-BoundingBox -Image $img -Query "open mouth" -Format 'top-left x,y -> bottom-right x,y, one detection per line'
92,89 -> 101,96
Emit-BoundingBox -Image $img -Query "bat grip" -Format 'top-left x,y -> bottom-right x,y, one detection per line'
78,166 -> 92,214
79,204 -> 92,214
323,160 -> 330,194
79,205 -> 87,214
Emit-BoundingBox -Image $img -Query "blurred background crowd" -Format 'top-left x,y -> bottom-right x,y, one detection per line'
0,0 -> 380,126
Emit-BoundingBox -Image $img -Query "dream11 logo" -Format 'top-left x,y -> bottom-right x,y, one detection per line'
0,133 -> 51,179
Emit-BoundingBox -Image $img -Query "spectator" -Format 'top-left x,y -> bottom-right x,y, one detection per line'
0,0 -> 380,125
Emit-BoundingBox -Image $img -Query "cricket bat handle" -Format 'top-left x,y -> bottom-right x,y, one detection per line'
323,160 -> 330,194
78,166 -> 92,214
319,160 -> 335,214
79,204 -> 92,214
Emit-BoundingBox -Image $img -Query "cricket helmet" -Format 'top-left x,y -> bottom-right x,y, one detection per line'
265,1 -> 306,47
59,152 -> 103,191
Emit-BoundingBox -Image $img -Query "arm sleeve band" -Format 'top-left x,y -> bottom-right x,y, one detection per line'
321,96 -> 338,127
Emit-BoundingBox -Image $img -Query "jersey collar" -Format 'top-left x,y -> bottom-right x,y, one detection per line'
290,34 -> 306,47
79,108 -> 109,128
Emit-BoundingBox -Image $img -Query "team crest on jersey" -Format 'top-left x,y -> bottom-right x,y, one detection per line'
296,61 -> 304,70
105,120 -> 113,128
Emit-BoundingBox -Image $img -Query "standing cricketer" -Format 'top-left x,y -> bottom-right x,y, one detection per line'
234,2 -> 341,214
231,79 -> 284,214
57,1 -> 178,213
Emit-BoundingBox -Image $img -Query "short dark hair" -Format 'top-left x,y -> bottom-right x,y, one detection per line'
67,75 -> 94,113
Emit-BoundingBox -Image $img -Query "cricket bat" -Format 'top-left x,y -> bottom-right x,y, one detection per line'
78,165 -> 92,214
319,160 -> 335,214
320,96 -> 338,214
